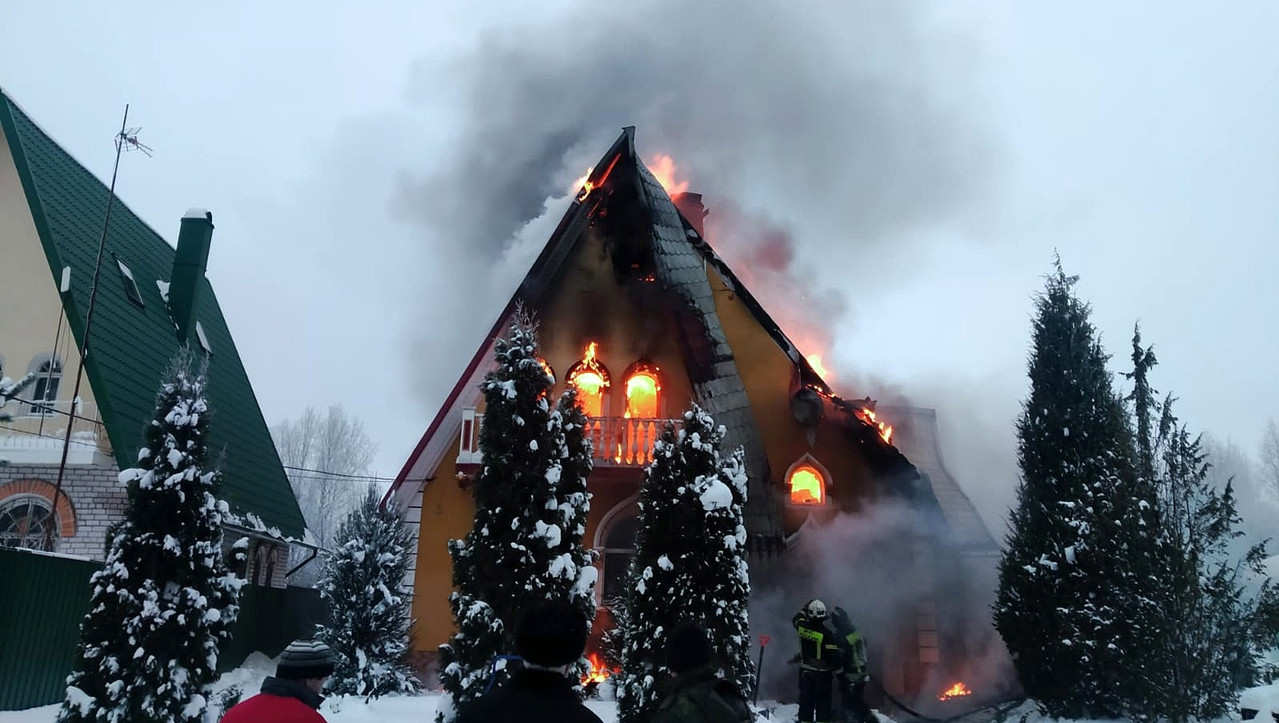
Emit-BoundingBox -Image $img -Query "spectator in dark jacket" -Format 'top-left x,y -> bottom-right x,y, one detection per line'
220,638 -> 335,723
651,623 -> 753,723
455,599 -> 603,723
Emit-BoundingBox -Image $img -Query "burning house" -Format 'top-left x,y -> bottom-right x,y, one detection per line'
383,128 -> 1009,706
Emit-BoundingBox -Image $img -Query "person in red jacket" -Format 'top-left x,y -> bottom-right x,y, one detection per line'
220,639 -> 336,722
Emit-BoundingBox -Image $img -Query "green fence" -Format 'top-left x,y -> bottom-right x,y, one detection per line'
0,548 -> 325,711
0,549 -> 100,711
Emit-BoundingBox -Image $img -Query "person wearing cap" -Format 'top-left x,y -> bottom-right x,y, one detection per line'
651,622 -> 753,723
455,599 -> 603,723
220,639 -> 336,723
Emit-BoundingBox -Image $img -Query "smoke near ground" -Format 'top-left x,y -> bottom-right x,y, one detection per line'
394,0 -> 993,406
749,502 -> 1017,708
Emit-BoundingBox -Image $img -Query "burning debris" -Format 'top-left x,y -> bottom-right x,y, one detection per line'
939,681 -> 973,701
580,651 -> 617,688
857,407 -> 894,445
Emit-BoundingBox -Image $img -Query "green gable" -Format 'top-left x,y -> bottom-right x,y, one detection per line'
0,91 -> 305,539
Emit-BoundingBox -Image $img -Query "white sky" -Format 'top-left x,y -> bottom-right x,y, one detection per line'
3,1 -> 1276,532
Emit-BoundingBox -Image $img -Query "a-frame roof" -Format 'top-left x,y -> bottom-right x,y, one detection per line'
387,128 -> 920,552
0,89 -> 304,539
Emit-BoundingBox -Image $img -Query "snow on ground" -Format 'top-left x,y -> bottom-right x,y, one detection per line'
3,654 -> 1277,723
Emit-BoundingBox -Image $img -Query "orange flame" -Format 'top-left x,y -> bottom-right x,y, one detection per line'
573,167 -> 593,199
568,342 -> 610,417
581,652 -> 616,686
649,154 -> 690,196
806,353 -> 830,380
938,681 -> 972,701
860,408 -> 894,445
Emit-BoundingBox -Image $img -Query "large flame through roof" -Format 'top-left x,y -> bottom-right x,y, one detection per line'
649,154 -> 690,195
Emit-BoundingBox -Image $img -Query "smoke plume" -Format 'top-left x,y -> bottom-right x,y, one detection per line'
394,0 -> 993,405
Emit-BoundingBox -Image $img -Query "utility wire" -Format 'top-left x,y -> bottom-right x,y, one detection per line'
1,425 -> 395,483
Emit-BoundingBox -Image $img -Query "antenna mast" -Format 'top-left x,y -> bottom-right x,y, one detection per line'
42,106 -> 147,551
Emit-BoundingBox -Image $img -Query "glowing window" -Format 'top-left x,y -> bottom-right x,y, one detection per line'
623,360 -> 661,419
567,342 -> 610,417
788,465 -> 825,505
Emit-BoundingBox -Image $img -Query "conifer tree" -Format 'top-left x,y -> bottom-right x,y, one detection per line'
1127,327 -> 1279,722
616,406 -> 754,723
59,351 -> 241,723
319,487 -> 422,699
549,387 -> 598,629
438,314 -> 596,720
993,262 -> 1154,718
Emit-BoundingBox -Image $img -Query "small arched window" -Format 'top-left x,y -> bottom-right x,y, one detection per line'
785,455 -> 830,506
623,359 -> 661,419
601,514 -> 639,604
28,356 -> 63,415
566,342 -> 610,417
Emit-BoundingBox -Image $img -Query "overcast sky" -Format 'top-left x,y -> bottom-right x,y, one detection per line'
3,1 -> 1276,533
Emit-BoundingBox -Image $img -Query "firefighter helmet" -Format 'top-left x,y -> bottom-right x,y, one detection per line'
804,598 -> 828,620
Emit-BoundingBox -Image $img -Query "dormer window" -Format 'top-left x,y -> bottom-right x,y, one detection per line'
195,321 -> 213,356
786,455 -> 831,506
623,359 -> 661,419
566,342 -> 610,417
115,256 -> 144,308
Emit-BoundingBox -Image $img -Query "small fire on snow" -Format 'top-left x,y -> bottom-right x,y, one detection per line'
581,652 -> 616,686
938,681 -> 972,701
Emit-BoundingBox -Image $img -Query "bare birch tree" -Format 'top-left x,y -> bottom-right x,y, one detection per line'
1262,419 -> 1279,506
272,405 -> 376,584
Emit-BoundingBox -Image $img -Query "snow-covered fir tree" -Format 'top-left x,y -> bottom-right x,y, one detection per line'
319,486 -> 422,699
59,350 -> 242,723
1127,327 -> 1279,722
438,313 -> 596,720
549,386 -> 598,638
616,406 -> 754,723
994,262 -> 1159,719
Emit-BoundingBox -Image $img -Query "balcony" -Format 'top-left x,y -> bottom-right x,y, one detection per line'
458,408 -> 676,468
0,400 -> 107,465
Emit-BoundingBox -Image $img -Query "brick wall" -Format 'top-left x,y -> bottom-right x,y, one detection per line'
0,462 -> 125,559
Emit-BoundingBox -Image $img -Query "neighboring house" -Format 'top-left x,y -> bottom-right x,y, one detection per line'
0,88 -> 304,587
384,128 -> 1003,699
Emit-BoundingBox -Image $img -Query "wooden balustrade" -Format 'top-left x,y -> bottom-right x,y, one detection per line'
458,408 -> 675,468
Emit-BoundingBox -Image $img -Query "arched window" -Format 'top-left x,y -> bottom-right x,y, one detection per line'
566,342 -> 610,417
785,455 -> 830,506
601,514 -> 639,604
623,359 -> 661,419
0,496 -> 59,550
28,355 -> 62,415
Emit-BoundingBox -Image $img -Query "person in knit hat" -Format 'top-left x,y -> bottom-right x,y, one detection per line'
220,639 -> 336,723
455,599 -> 603,723
651,623 -> 753,723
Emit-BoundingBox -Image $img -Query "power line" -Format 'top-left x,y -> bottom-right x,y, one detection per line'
0,426 -> 396,483
281,465 -> 396,482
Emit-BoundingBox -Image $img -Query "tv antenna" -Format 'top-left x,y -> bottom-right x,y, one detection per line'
116,126 -> 153,156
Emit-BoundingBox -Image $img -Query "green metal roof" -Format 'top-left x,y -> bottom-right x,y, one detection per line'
0,90 -> 305,539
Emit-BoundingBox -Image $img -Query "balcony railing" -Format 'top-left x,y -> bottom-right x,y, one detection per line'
458,408 -> 676,468
0,400 -> 107,465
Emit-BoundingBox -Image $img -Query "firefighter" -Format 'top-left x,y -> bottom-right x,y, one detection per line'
791,598 -> 843,723
830,606 -> 874,723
